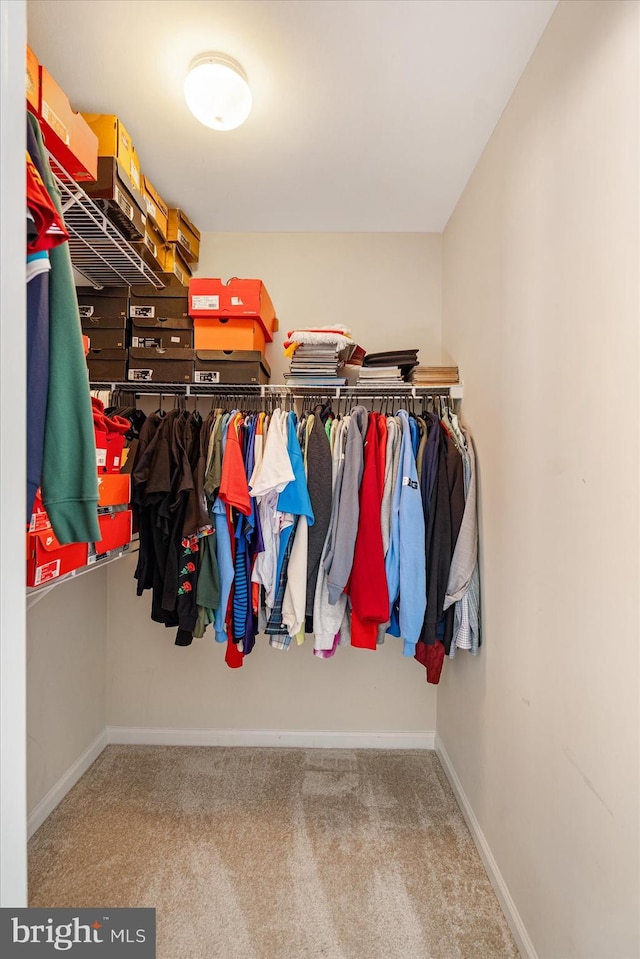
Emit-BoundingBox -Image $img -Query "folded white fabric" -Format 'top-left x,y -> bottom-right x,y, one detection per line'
287,329 -> 353,350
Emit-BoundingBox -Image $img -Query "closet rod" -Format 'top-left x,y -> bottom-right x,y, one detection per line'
90,382 -> 464,400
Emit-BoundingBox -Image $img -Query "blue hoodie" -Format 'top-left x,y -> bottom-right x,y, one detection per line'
275,412 -> 314,584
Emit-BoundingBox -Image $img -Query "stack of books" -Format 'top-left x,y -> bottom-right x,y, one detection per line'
285,344 -> 347,385
284,342 -> 366,386
410,366 -> 459,386
357,349 -> 419,386
357,366 -> 405,385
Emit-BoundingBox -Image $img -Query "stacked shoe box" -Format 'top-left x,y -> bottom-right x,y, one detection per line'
82,114 -> 145,241
88,397 -> 134,565
136,175 -> 170,275
79,286 -> 196,384
79,287 -> 129,381
27,400 -> 133,587
128,289 -> 195,383
80,113 -> 201,283
27,45 -> 98,183
188,278 -> 277,384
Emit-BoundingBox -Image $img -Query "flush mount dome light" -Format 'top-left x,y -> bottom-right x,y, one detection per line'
184,53 -> 252,131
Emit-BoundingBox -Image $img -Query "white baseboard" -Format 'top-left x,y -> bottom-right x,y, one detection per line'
107,726 -> 436,750
435,735 -> 536,959
28,729 -> 108,839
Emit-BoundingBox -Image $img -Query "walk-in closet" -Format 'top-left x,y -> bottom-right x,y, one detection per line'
1,2 -> 638,958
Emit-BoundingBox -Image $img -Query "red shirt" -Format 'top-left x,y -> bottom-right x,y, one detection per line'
349,413 -> 390,649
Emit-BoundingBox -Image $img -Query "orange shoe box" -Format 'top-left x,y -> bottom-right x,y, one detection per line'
40,66 -> 98,182
26,46 -> 40,114
161,245 -> 192,288
142,175 -> 169,240
29,475 -> 130,534
92,509 -> 132,557
98,474 -> 131,508
167,208 -> 200,263
189,278 -> 277,341
29,489 -> 51,533
81,113 -> 141,197
193,317 -> 267,353
27,530 -> 88,587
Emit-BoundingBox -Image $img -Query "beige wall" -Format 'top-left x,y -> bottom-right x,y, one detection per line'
195,232 -> 443,381
107,231 -> 442,736
438,2 -> 640,957
107,555 -> 435,734
27,569 -> 108,814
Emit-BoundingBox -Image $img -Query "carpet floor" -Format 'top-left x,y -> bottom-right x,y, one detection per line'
29,746 -> 518,959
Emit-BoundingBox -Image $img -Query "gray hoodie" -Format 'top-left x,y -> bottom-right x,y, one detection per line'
326,406 -> 368,605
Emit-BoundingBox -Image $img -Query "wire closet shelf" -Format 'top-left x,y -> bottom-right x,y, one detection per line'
90,381 -> 463,408
89,382 -> 464,400
49,154 -> 164,290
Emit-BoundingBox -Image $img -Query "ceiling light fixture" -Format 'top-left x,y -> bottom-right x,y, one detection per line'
184,53 -> 252,131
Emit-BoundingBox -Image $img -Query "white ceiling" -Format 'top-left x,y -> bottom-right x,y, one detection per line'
28,0 -> 557,233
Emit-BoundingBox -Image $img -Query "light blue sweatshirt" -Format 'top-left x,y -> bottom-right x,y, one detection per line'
386,410 -> 427,655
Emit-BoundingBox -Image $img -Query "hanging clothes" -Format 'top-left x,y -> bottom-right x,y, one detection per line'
270,412 -> 315,644
313,415 -> 351,652
326,405 -> 368,604
250,409 -> 295,611
446,428 -> 481,656
304,409 -> 333,632
387,409 -> 427,657
194,410 -> 222,639
130,394 -> 480,685
349,412 -> 389,649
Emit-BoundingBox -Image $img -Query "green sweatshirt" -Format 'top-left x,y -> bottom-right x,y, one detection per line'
29,114 -> 100,544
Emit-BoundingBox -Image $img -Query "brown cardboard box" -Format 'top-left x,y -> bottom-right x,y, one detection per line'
84,328 -> 127,351
127,246 -> 190,297
128,348 -> 195,383
130,273 -> 189,299
131,325 -> 193,350
167,209 -> 200,263
132,220 -> 167,274
26,46 -> 39,113
82,113 -> 141,197
84,157 -> 146,240
142,176 -> 169,239
129,294 -> 189,321
162,245 -> 192,287
129,295 -> 193,349
130,326 -> 192,350
194,350 -> 271,385
87,348 -> 128,381
77,289 -> 129,329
